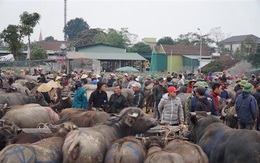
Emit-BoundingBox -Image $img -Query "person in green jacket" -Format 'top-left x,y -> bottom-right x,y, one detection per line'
72,80 -> 87,109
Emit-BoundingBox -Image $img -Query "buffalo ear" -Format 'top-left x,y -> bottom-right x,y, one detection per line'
125,117 -> 135,127
190,115 -> 198,124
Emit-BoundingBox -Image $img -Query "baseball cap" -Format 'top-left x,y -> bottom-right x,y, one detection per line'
167,86 -> 178,93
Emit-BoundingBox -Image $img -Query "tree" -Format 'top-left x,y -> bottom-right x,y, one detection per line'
127,42 -> 152,54
0,24 -> 23,60
73,28 -> 106,47
209,27 -> 225,46
44,36 -> 55,42
64,18 -> 89,41
30,42 -> 48,60
156,36 -> 174,45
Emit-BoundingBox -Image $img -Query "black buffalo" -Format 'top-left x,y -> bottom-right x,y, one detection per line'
189,113 -> 260,163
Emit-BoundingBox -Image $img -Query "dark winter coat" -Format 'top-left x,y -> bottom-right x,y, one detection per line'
235,92 -> 257,124
108,93 -> 128,113
195,97 -> 213,114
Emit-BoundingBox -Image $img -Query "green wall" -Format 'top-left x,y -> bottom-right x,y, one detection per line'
167,55 -> 183,73
151,53 -> 167,71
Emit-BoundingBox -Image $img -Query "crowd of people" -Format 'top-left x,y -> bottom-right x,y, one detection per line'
0,68 -> 259,131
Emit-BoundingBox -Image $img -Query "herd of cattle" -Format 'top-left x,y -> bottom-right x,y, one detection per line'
0,74 -> 259,163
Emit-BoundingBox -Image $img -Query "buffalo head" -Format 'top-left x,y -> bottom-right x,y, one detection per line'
109,107 -> 157,135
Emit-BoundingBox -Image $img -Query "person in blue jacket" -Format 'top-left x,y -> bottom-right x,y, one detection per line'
72,80 -> 87,109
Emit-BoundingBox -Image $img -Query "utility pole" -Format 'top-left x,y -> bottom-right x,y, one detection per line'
197,28 -> 202,74
64,0 -> 67,41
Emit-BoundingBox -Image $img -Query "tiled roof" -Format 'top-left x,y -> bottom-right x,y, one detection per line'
37,41 -> 70,51
219,34 -> 260,44
159,45 -> 210,56
153,45 -> 161,53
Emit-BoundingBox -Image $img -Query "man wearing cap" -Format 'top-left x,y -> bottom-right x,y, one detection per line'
186,79 -> 196,93
253,83 -> 260,131
132,82 -> 144,109
144,75 -> 152,87
235,83 -> 257,130
158,86 -> 184,126
152,77 -> 168,120
72,80 -> 87,109
219,82 -> 229,100
88,81 -> 108,111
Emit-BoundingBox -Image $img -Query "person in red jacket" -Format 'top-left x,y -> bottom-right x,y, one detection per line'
210,83 -> 222,115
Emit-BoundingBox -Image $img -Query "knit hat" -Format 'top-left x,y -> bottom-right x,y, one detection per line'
168,86 -> 178,93
239,80 -> 247,87
37,83 -> 52,92
243,83 -> 253,92
97,81 -> 105,90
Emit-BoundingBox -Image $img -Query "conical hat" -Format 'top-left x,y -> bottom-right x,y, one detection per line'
81,74 -> 88,79
37,83 -> 52,92
55,76 -> 62,81
47,80 -> 59,88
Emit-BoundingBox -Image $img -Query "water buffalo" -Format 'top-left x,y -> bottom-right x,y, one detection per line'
189,113 -> 260,163
220,104 -> 238,128
2,104 -> 60,128
164,139 -> 208,163
62,107 -> 157,163
0,92 -> 48,107
11,82 -> 31,95
143,136 -> 185,163
0,122 -> 78,163
104,136 -> 146,163
55,108 -> 110,127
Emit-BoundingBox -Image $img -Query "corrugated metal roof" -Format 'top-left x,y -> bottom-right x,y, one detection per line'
183,55 -> 211,59
67,51 -> 146,60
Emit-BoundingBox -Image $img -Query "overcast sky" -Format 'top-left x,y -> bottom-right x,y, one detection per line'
0,0 -> 259,43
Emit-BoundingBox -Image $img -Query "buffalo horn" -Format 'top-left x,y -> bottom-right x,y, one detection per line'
190,112 -> 196,116
128,112 -> 139,118
221,108 -> 227,117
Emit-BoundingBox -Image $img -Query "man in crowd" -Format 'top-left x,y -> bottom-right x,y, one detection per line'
195,86 -> 214,114
88,81 -> 108,111
108,84 -> 128,113
253,83 -> 260,131
210,82 -> 222,115
235,83 -> 257,130
158,86 -> 184,126
132,82 -> 144,109
153,77 -> 167,121
72,80 -> 87,109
